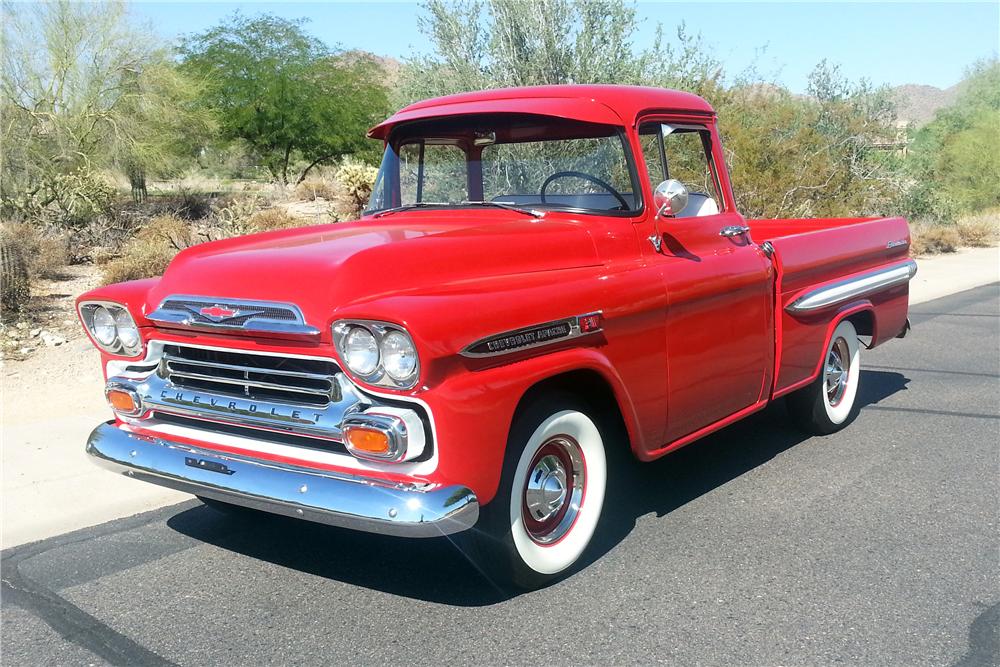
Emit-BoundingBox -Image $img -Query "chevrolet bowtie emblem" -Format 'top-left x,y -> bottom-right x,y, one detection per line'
199,305 -> 239,319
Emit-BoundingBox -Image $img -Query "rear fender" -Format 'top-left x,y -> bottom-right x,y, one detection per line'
773,300 -> 874,399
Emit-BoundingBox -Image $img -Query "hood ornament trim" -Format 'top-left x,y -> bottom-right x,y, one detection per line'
148,295 -> 321,338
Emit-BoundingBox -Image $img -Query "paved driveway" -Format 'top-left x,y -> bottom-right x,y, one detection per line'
3,285 -> 998,666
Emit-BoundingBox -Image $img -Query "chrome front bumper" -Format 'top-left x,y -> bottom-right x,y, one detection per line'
86,422 -> 479,537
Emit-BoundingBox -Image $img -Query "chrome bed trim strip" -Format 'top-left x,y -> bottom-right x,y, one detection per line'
786,260 -> 917,314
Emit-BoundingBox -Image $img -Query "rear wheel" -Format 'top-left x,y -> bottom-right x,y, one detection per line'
468,396 -> 608,591
786,319 -> 861,435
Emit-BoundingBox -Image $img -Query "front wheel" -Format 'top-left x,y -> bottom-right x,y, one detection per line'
468,396 -> 608,591
786,319 -> 861,435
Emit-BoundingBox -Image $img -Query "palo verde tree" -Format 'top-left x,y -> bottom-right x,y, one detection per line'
1,0 -> 214,220
179,13 -> 389,186
398,0 -> 723,105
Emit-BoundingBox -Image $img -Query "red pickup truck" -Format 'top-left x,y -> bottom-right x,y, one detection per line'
80,85 -> 915,589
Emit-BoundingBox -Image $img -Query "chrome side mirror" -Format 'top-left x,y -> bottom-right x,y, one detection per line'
653,179 -> 689,218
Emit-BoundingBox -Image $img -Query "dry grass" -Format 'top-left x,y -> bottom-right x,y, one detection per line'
295,177 -> 340,202
33,235 -> 71,279
100,215 -> 194,285
955,209 -> 1000,248
100,241 -> 178,285
0,223 -> 71,279
910,223 -> 961,256
137,214 -> 196,249
247,208 -> 308,232
98,206 -> 309,286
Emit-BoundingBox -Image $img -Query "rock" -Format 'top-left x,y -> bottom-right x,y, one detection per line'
40,331 -> 66,347
30,328 -> 41,337
15,322 -> 28,330
19,347 -> 32,354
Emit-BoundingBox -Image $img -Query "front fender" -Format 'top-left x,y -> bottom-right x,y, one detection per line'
423,345 -> 641,505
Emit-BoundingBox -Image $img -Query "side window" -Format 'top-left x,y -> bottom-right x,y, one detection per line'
398,142 -> 468,205
663,126 -> 722,205
638,124 -> 666,186
638,122 -> 723,216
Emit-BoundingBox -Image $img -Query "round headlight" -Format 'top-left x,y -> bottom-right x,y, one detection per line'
344,326 -> 379,375
381,330 -> 417,382
92,306 -> 118,346
114,309 -> 140,352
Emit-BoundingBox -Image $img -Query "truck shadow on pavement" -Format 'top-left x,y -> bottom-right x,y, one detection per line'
166,369 -> 909,606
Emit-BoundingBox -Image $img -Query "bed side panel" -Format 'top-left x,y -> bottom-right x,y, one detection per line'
756,217 -> 912,394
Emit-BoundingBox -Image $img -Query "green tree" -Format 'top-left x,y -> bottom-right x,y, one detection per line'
400,1 -> 902,220
179,14 -> 389,186
0,0 -> 214,220
398,0 -> 723,105
717,63 -> 902,219
905,59 -> 1000,218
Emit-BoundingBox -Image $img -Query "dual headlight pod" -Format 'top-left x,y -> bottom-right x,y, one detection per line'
79,302 -> 142,357
332,320 -> 419,389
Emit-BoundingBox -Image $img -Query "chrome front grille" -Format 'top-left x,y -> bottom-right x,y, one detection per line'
158,298 -> 298,326
161,345 -> 340,407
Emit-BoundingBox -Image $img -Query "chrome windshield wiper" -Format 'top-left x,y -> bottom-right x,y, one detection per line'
370,202 -> 451,218
370,201 -> 544,219
461,200 -> 544,218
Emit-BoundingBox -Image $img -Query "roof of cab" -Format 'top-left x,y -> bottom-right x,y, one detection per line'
367,84 -> 715,139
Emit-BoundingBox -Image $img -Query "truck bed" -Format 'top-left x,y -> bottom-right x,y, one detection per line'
747,216 -> 913,396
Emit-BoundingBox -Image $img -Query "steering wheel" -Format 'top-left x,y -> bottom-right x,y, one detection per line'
540,171 -> 631,210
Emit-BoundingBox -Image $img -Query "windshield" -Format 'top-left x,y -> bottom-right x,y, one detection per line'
365,114 -> 641,216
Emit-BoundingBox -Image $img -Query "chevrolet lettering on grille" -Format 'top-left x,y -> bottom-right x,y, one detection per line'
159,389 -> 326,427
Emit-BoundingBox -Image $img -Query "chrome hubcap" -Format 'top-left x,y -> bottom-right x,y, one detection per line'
825,337 -> 850,406
522,436 -> 586,544
525,455 -> 568,522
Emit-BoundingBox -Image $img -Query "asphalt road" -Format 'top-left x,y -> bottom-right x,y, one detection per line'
3,285 -> 998,666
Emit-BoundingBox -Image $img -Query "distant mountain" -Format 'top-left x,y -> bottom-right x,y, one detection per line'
890,83 -> 960,127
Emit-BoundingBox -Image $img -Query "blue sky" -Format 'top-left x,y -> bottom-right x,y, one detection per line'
131,1 -> 999,93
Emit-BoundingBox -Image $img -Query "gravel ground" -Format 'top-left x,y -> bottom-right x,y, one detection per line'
2,284 -> 998,666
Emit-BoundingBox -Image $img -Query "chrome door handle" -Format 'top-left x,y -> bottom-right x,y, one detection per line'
719,225 -> 751,238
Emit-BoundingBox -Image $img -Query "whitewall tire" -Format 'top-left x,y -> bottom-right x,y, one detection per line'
508,410 -> 607,575
787,319 -> 862,435
468,396 -> 609,590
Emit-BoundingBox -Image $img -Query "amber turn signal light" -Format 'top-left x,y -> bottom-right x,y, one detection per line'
345,427 -> 391,456
105,386 -> 141,416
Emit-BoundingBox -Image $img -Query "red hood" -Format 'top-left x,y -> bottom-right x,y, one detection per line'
144,212 -> 601,326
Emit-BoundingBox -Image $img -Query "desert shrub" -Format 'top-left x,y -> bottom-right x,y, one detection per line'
0,222 -> 71,280
34,235 -> 71,279
336,161 -> 379,217
137,214 -> 196,249
247,208 -> 307,232
101,240 -> 178,285
956,209 -> 1000,248
211,194 -> 265,236
1,226 -> 31,313
910,224 -> 961,256
295,177 -> 340,201
171,189 -> 214,220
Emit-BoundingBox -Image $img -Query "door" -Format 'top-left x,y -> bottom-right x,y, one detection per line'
637,121 -> 773,442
